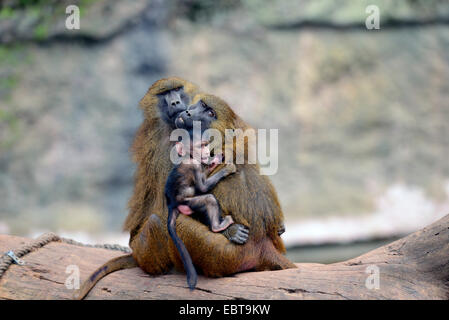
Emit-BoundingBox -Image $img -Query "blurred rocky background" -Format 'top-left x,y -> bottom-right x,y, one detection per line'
1,0 -> 449,262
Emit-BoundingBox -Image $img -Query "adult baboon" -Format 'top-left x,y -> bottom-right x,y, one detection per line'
76,79 -> 295,299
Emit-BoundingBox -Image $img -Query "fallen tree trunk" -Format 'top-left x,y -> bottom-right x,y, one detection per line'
0,214 -> 448,300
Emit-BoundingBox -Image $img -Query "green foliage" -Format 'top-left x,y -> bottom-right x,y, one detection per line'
0,109 -> 20,149
0,0 -> 95,40
0,45 -> 27,93
0,45 -> 28,150
0,75 -> 18,90
33,22 -> 48,39
0,6 -> 14,18
0,46 -> 22,66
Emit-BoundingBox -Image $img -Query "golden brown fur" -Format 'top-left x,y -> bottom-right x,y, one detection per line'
127,88 -> 295,277
77,78 -> 295,299
124,77 -> 199,238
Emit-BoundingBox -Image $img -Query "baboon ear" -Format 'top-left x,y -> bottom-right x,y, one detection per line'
175,142 -> 186,156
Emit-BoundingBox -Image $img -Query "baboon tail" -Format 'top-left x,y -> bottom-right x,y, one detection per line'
167,206 -> 198,290
75,254 -> 137,300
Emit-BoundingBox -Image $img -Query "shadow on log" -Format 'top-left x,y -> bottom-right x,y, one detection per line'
0,214 -> 448,300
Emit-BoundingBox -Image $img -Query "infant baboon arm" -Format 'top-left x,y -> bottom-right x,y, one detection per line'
195,164 -> 236,193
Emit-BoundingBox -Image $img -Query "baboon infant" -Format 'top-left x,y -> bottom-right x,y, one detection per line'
165,138 -> 248,289
166,139 -> 244,234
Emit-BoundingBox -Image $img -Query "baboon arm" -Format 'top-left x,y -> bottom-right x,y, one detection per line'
195,168 -> 229,193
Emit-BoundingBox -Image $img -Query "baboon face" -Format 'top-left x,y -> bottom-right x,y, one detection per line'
176,140 -> 212,165
175,99 -> 217,130
157,86 -> 190,126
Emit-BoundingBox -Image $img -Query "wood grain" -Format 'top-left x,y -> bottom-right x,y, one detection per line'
0,214 -> 448,300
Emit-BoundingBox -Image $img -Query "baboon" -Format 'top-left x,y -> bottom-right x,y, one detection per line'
166,138 -> 245,290
174,98 -> 218,130
146,76 -> 197,128
77,77 -> 199,299
163,94 -> 294,277
76,78 -> 295,299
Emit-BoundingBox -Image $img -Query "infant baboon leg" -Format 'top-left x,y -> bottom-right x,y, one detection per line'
186,195 -> 247,242
211,215 -> 234,233
185,194 -> 234,232
174,214 -> 248,277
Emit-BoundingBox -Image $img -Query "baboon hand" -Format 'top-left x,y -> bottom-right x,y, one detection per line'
278,223 -> 285,236
221,223 -> 249,245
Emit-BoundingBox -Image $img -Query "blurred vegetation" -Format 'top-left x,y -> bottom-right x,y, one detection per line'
0,0 -> 448,239
0,0 -> 94,41
0,45 -> 28,150
175,0 -> 241,22
172,0 -> 449,25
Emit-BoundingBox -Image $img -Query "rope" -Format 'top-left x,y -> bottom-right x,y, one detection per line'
59,237 -> 131,253
0,232 -> 131,279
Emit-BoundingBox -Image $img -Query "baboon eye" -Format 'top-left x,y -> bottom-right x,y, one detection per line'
174,87 -> 180,91
207,109 -> 216,118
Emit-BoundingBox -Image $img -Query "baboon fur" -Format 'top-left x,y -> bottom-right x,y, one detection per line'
125,78 -> 296,277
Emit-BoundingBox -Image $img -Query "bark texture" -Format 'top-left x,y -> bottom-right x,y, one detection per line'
0,214 -> 448,300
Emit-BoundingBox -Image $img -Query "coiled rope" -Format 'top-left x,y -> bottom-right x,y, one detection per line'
0,232 -> 131,279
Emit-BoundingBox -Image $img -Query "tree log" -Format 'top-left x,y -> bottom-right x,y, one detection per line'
0,214 -> 448,300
